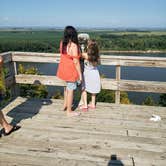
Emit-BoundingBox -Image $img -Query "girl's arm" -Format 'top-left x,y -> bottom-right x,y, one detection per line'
81,53 -> 88,60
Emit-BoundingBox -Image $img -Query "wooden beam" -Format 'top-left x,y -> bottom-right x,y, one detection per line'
15,74 -> 166,93
11,52 -> 166,68
15,75 -> 66,86
12,52 -> 60,63
119,79 -> 166,93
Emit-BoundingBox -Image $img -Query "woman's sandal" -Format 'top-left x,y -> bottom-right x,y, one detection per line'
2,125 -> 21,136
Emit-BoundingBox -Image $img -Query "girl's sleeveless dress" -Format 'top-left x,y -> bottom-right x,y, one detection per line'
56,43 -> 80,82
83,60 -> 101,94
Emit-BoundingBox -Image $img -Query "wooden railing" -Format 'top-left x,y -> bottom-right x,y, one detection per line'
1,51 -> 166,104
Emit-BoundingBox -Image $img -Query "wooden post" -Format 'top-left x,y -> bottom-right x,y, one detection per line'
115,65 -> 121,104
14,61 -> 17,75
9,60 -> 20,97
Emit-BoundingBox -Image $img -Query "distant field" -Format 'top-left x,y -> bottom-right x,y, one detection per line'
0,30 -> 166,53
106,31 -> 166,36
0,31 -> 63,42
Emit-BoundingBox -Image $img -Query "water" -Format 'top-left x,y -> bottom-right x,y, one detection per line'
18,53 -> 166,104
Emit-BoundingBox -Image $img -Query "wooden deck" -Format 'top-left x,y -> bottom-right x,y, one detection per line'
0,97 -> 166,166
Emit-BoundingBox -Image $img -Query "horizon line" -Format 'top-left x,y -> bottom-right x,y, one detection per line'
0,26 -> 166,30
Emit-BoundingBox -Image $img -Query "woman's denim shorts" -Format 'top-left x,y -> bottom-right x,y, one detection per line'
66,82 -> 77,90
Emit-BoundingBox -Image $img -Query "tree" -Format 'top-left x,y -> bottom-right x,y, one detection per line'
159,94 -> 166,107
142,96 -> 156,106
18,64 -> 48,98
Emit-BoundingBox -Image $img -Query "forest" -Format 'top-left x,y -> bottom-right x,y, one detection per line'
0,30 -> 166,53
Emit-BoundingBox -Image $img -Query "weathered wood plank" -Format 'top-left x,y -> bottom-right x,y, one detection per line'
119,79 -> 166,93
0,97 -> 166,166
12,52 -> 166,67
15,74 -> 166,93
15,74 -> 66,86
12,52 -> 60,63
0,153 -> 105,166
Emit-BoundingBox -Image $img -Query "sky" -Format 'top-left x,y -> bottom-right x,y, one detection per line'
0,0 -> 166,28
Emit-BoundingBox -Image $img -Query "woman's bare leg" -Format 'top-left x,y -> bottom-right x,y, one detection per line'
0,111 -> 12,133
66,89 -> 74,114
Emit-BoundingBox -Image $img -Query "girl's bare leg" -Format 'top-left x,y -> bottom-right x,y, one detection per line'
91,93 -> 96,107
78,91 -> 84,106
63,87 -> 67,110
82,90 -> 88,108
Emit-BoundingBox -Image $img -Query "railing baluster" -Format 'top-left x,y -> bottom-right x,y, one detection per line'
115,65 -> 121,104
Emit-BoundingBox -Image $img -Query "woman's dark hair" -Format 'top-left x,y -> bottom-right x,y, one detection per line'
62,26 -> 79,54
87,40 -> 100,65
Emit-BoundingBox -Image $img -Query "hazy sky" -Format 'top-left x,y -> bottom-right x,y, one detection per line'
0,0 -> 166,28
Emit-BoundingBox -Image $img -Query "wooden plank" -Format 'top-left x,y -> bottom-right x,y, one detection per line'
119,79 -> 166,93
101,78 -> 118,90
0,153 -> 105,166
15,74 -> 166,93
15,74 -> 66,86
12,52 -> 60,63
1,97 -> 166,166
12,52 -> 166,67
100,54 -> 166,68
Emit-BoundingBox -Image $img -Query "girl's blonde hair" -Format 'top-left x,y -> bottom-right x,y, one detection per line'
87,40 -> 100,66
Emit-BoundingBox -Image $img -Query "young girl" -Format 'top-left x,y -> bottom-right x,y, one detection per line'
79,40 -> 101,111
56,26 -> 82,117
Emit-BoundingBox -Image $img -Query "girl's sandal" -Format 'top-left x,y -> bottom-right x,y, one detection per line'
88,104 -> 96,110
67,112 -> 81,117
79,105 -> 88,112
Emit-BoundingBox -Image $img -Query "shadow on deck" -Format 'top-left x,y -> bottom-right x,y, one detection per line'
0,97 -> 166,166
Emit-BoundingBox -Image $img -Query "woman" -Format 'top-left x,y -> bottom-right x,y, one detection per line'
57,26 -> 82,117
0,56 -> 20,136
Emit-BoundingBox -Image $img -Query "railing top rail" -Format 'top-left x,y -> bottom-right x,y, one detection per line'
11,51 -> 166,61
11,51 -> 166,68
1,51 -> 166,67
